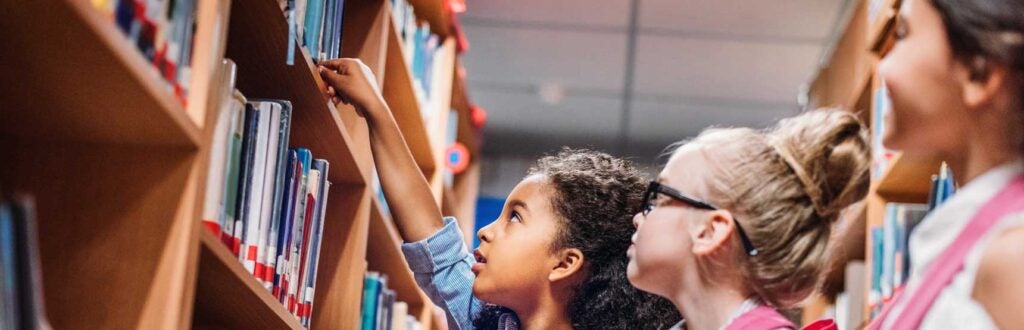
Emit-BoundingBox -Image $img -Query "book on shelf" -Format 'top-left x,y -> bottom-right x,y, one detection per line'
279,0 -> 346,63
868,203 -> 929,317
0,195 -> 52,330
362,272 -> 422,330
199,69 -> 334,323
91,0 -> 199,104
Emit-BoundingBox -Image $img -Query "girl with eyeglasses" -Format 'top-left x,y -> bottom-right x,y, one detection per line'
318,59 -> 679,330
866,0 -> 1024,328
628,109 -> 870,330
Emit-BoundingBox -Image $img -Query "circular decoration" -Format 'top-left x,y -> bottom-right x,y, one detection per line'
446,143 -> 470,174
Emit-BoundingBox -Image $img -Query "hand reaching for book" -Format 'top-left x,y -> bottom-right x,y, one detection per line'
318,58 -> 386,120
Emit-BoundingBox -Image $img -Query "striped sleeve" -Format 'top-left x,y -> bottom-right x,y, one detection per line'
401,217 -> 483,330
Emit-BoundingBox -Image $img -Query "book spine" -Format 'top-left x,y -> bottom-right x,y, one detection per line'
232,104 -> 260,256
241,102 -> 274,272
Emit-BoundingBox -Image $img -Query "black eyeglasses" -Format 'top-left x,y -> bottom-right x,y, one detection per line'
641,181 -> 759,256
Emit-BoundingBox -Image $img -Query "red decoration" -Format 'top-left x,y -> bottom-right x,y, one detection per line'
470,105 -> 487,129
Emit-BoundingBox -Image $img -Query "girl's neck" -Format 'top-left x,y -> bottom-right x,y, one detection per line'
671,283 -> 750,330
946,116 -> 1019,185
512,291 -> 573,330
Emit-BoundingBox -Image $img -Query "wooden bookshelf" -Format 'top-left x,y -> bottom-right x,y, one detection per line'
367,199 -> 435,328
194,230 -> 305,329
1,0 -> 478,328
383,10 -> 440,177
0,0 -> 202,147
406,0 -> 453,39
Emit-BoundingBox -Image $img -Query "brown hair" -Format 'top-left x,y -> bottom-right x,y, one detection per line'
930,0 -> 1024,151
679,109 -> 870,308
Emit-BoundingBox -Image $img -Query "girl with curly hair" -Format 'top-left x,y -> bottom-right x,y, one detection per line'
319,59 -> 679,330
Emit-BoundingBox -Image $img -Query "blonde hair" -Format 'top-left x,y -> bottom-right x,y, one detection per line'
678,108 -> 870,308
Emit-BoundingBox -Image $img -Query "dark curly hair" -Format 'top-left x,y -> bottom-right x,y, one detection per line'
473,148 -> 681,329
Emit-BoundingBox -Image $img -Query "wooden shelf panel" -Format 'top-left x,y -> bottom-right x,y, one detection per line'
383,10 -> 439,177
193,230 -> 304,330
451,68 -> 480,156
867,0 -> 900,53
0,0 -> 200,147
225,0 -> 366,185
0,140 -> 198,329
875,153 -> 943,203
310,184 -> 373,330
405,0 -> 452,39
367,199 -> 432,323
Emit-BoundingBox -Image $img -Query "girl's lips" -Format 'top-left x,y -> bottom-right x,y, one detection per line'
474,249 -> 487,263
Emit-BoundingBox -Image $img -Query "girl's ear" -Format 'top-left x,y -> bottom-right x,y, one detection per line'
548,248 -> 585,283
691,210 -> 736,257
959,57 -> 1010,111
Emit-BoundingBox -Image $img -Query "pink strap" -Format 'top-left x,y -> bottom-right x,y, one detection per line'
869,175 -> 1024,329
725,306 -> 795,330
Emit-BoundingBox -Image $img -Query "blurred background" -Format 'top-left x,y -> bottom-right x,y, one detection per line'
459,0 -> 856,198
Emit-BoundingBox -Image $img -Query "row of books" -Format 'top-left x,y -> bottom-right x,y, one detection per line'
867,203 -> 927,316
0,195 -> 51,330
866,164 -> 956,317
202,60 -> 332,326
282,0 -> 346,64
871,80 -> 896,178
362,272 -> 423,330
390,0 -> 445,123
91,0 -> 197,105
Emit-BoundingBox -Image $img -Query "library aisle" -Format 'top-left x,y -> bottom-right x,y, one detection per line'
3,0 -> 1023,329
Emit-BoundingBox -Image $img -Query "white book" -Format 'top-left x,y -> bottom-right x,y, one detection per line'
255,101 -> 284,288
201,60 -> 238,233
241,101 -> 273,272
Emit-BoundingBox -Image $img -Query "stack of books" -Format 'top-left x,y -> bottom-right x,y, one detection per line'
284,0 -> 346,64
362,272 -> 423,330
867,163 -> 956,317
202,59 -> 332,326
91,0 -> 198,104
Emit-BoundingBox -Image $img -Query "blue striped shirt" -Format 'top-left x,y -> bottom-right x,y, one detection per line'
401,217 -> 519,330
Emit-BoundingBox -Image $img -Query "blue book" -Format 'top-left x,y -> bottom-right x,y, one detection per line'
274,150 -> 300,300
330,0 -> 346,58
304,0 -> 327,59
361,272 -> 382,330
0,203 -> 19,329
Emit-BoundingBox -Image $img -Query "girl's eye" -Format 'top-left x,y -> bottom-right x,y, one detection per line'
509,211 -> 522,223
894,22 -> 908,40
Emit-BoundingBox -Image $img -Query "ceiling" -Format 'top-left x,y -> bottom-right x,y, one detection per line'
459,0 -> 853,160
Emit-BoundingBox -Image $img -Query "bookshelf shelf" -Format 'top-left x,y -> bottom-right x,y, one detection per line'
2,0 -> 477,328
875,153 -> 943,203
194,229 -> 305,330
0,0 -> 201,147
405,0 -> 452,39
367,198 -> 435,327
383,11 -> 439,177
867,0 -> 900,52
0,141 -> 200,329
225,0 -> 368,186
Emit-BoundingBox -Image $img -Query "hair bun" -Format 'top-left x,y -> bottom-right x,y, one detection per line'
767,109 -> 870,221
